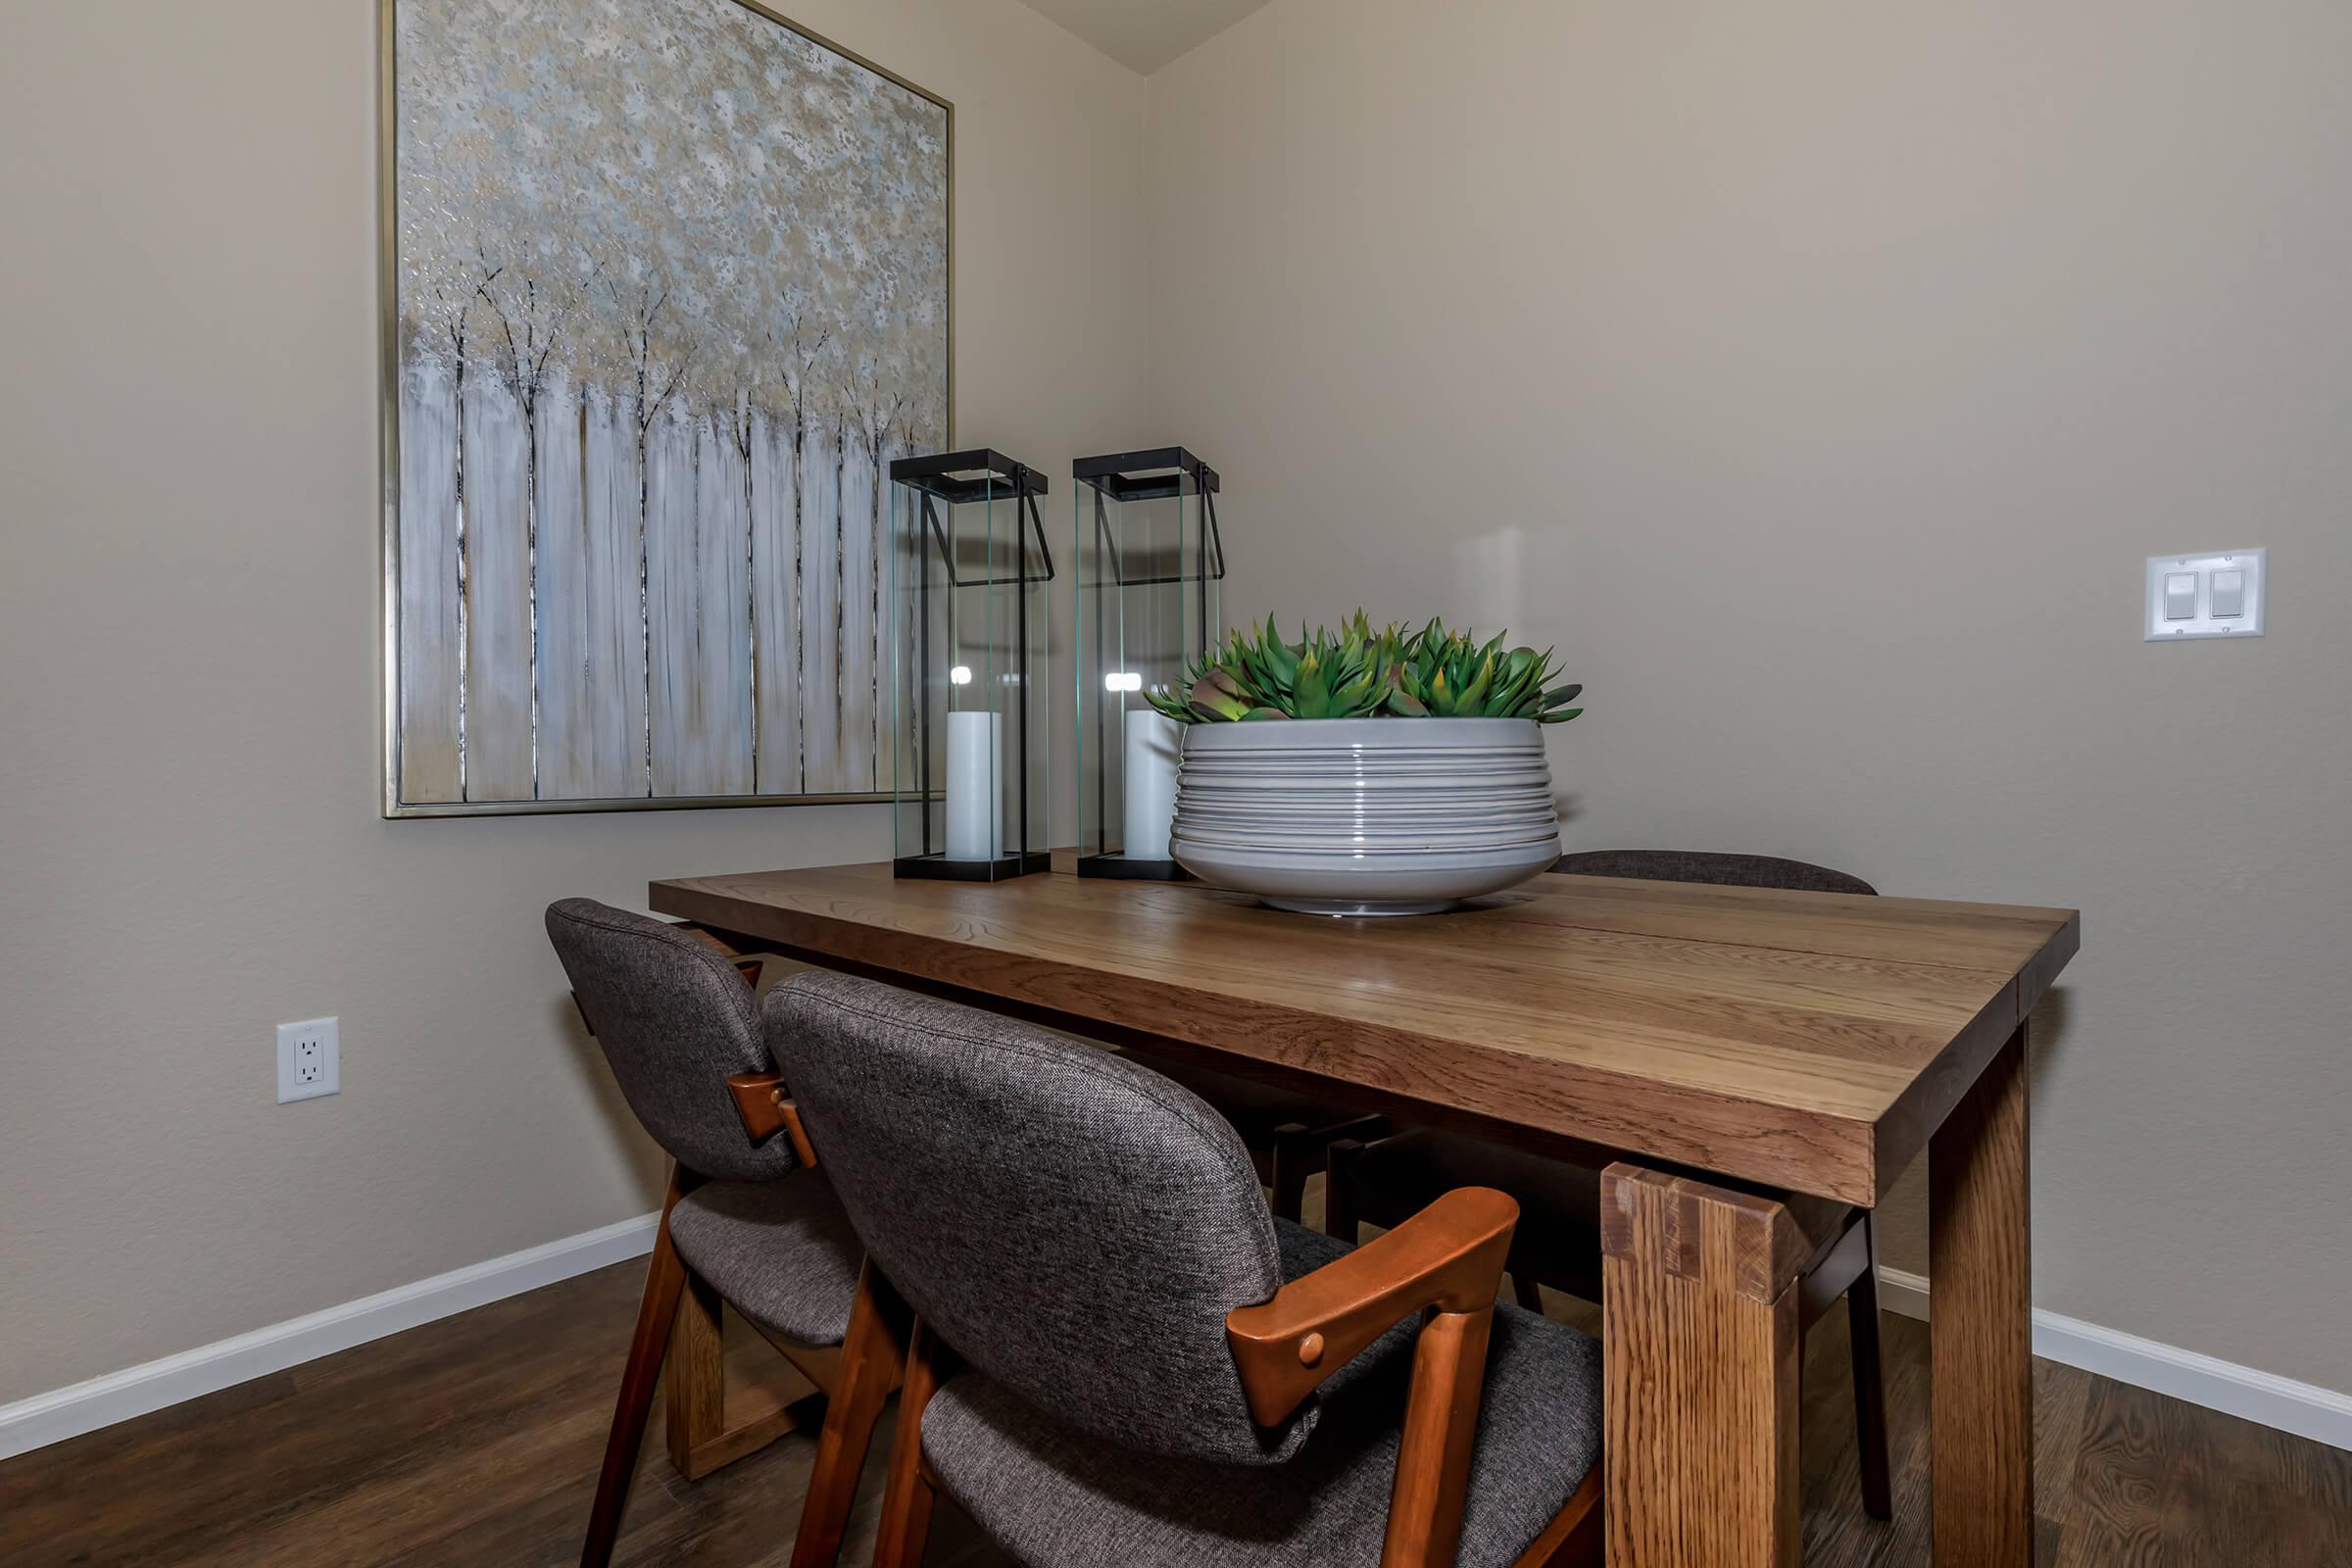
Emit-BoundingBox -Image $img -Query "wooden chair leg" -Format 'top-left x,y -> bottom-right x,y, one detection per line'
871,1319 -> 952,1568
789,1261 -> 911,1568
659,1288 -> 828,1483
1847,1212 -> 1893,1522
1267,1122 -> 1312,1222
581,1173 -> 690,1568
1511,1465 -> 1604,1567
1323,1138 -> 1364,1242
665,1267 -> 727,1478
1381,1303 -> 1497,1567
1511,1271 -> 1545,1314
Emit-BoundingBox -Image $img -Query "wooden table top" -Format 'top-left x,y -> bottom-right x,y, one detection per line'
650,863 -> 2078,1207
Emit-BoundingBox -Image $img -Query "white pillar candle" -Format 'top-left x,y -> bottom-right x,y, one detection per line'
945,710 -> 1002,861
1122,708 -> 1182,861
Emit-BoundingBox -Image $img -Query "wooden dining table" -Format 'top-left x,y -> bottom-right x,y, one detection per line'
651,859 -> 2078,1567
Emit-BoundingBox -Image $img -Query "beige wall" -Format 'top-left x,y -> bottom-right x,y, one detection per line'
0,0 -> 1147,1404
1147,0 -> 2352,1392
7,0 -> 2348,1417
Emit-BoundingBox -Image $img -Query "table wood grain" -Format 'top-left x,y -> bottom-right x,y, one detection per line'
649,862 -> 2077,1209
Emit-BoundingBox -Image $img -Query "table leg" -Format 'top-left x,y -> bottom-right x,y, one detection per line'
1600,1163 -> 1802,1568
1931,1017 -> 2034,1565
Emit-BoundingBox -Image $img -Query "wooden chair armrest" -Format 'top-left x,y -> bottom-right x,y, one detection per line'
725,1072 -> 817,1166
1225,1186 -> 1517,1427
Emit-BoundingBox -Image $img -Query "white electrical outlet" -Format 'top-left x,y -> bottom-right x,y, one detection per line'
276,1016 -> 340,1103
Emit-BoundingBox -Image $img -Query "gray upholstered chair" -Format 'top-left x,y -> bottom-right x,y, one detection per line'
544,900 -> 898,1568
766,969 -> 1608,1568
1324,850 -> 1893,1522
1128,1053 -> 1385,1222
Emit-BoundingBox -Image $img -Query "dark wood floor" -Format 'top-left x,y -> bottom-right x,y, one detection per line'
5,1250 -> 2346,1566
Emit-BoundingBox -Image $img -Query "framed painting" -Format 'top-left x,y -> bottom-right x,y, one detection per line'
379,0 -> 951,814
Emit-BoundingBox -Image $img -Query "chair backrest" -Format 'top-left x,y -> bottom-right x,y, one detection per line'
543,899 -> 798,1184
1554,848 -> 1876,898
766,970 -> 1307,1466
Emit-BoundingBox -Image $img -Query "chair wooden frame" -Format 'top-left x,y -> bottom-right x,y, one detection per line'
866,1188 -> 1603,1568
1326,1135 -> 1892,1522
572,964 -> 906,1568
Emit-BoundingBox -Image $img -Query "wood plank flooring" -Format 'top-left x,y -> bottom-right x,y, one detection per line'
4,1253 -> 2344,1566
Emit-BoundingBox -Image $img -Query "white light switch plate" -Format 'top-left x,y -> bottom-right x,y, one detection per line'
2145,548 -> 2265,641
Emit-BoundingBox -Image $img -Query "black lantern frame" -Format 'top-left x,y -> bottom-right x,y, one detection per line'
1073,446 -> 1227,880
888,449 -> 1055,880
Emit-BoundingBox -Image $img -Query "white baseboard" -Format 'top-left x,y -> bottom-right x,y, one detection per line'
1876,1265 -> 2352,1453
0,1210 -> 660,1463
8,1223 -> 2344,1465
1876,1263 -> 1934,1322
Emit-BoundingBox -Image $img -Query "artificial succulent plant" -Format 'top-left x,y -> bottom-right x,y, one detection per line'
1144,612 -> 1584,725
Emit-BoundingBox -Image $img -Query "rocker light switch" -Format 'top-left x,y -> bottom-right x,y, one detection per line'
2146,549 -> 2265,641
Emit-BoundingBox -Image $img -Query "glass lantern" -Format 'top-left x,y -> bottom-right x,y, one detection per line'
887,450 -> 1054,880
1072,447 -> 1226,878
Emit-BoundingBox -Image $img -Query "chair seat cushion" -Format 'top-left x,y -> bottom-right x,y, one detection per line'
666,1169 -> 861,1348
921,1222 -> 1602,1568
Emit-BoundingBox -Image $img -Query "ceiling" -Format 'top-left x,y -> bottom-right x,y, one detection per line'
1017,0 -> 1277,74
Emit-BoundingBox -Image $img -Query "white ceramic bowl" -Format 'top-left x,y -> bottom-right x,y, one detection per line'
1173,823 -> 1564,852
1171,839 -> 1563,917
1170,716 -> 1563,916
1176,799 -> 1561,822
1182,821 -> 1556,842
1176,767 -> 1557,791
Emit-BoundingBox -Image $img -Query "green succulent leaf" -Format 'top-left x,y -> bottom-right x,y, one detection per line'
1292,655 -> 1330,718
1453,654 -> 1495,715
1188,671 -> 1251,720
1260,620 -> 1298,686
1132,611 -> 1585,725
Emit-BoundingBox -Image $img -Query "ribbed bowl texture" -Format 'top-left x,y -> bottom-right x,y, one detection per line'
1170,717 -> 1562,915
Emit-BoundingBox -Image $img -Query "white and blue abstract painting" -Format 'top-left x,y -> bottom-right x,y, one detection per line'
389,0 -> 948,809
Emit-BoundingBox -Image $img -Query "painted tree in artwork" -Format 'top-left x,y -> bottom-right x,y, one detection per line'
467,254 -> 588,797
604,275 -> 695,489
846,354 -> 910,789
476,261 -> 576,475
768,307 -> 835,791
392,0 -> 948,806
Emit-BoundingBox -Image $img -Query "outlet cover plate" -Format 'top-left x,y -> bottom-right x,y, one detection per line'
277,1016 -> 340,1103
